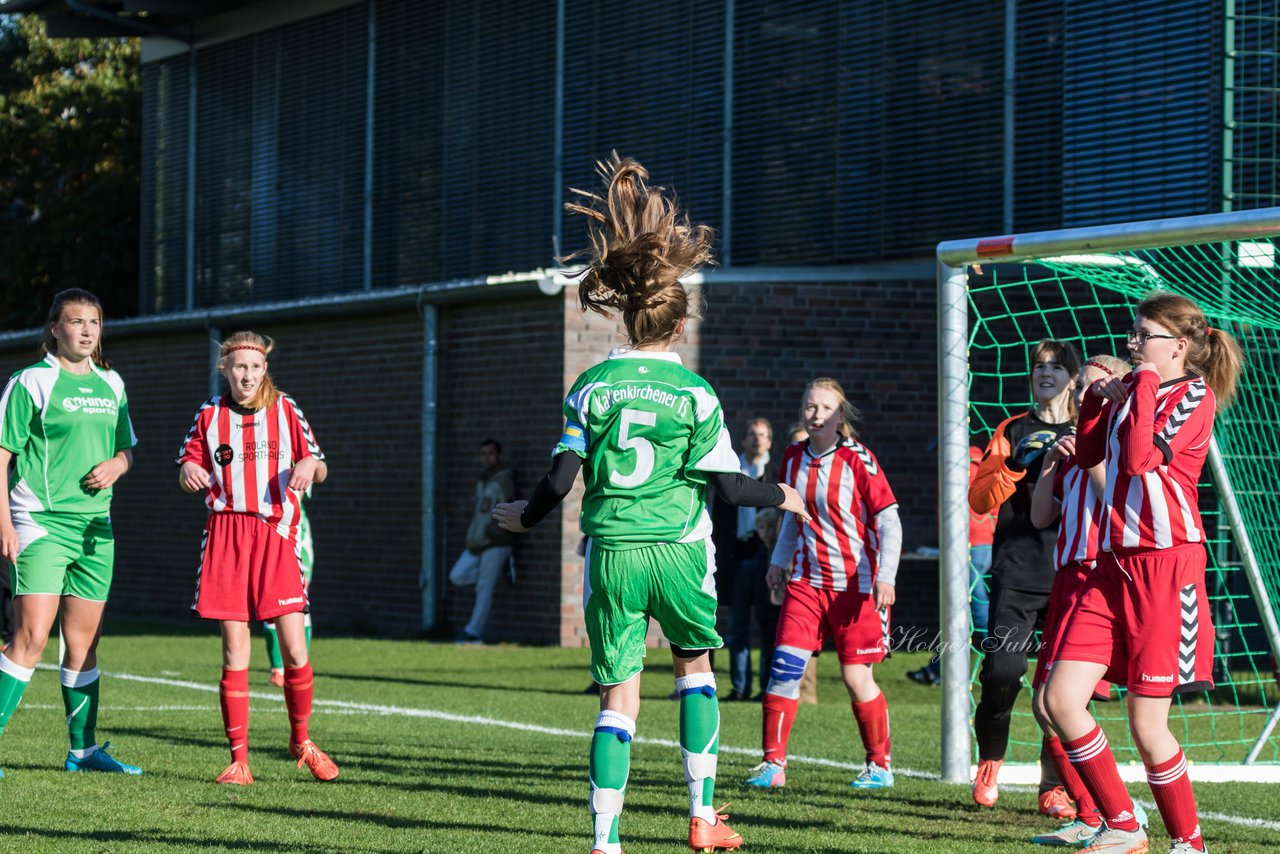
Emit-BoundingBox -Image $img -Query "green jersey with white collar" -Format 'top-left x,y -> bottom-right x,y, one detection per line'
555,349 -> 739,547
0,353 -> 136,515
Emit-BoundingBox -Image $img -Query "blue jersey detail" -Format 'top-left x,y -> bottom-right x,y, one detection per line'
558,419 -> 588,454
595,725 -> 633,743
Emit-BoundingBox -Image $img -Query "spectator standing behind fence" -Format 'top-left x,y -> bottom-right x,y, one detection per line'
723,418 -> 778,701
449,438 -> 517,644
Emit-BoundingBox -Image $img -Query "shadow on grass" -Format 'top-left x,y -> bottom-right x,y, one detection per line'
0,824 -> 380,853
197,800 -> 676,845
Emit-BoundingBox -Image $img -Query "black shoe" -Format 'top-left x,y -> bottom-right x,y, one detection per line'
723,690 -> 750,702
906,664 -> 940,686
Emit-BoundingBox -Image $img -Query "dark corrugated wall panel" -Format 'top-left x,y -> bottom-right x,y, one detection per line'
1234,0 -> 1280,210
558,1 -> 724,263
1012,0 -> 1064,233
1061,0 -> 1220,225
372,0 -> 446,286
194,6 -> 366,307
733,0 -> 1003,264
441,1 -> 557,277
140,55 -> 189,314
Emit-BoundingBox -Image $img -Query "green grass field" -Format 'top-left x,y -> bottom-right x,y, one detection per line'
0,620 -> 1277,853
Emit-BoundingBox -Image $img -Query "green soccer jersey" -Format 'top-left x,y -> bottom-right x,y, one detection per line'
0,353 -> 136,515
554,349 -> 739,546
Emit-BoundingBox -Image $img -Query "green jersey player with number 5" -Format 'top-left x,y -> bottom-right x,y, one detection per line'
492,155 -> 807,854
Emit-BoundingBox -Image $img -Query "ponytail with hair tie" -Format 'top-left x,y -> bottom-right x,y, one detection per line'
563,152 -> 714,347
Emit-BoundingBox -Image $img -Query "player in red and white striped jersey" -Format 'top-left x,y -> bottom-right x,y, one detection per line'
745,378 -> 902,791
177,331 -> 339,787
1045,295 -> 1246,854
1026,354 -> 1131,846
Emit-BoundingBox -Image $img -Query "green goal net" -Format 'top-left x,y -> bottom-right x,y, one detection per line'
965,237 -> 1280,770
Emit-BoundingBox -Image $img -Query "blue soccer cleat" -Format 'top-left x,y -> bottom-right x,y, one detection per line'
743,759 -> 786,788
65,742 -> 142,775
1031,819 -> 1102,847
849,762 -> 894,789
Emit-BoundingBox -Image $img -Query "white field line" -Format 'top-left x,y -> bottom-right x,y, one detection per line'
36,666 -> 1280,833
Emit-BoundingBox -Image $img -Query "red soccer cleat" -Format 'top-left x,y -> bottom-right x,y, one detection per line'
290,739 -> 340,782
1039,785 -> 1078,821
973,758 -> 1002,807
215,760 -> 254,786
689,804 -> 743,852
268,669 -> 285,688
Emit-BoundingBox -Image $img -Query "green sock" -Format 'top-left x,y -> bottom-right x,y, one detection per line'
676,674 -> 720,821
590,710 -> 634,853
263,621 -> 283,670
61,668 -> 100,751
0,655 -> 35,736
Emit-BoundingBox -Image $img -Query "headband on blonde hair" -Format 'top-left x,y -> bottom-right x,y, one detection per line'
226,344 -> 266,355
1085,360 -> 1115,377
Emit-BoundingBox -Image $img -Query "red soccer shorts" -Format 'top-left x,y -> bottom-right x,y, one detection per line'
1033,561 -> 1111,700
1056,543 -> 1214,697
774,580 -> 889,665
192,512 -> 307,622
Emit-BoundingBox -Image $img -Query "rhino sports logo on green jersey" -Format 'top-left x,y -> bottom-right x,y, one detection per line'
61,395 -> 118,416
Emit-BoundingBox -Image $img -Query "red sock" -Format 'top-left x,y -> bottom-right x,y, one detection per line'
761,692 -> 799,764
1146,750 -> 1203,849
1063,725 -> 1138,832
219,667 -> 250,764
851,692 -> 891,769
1047,735 -> 1102,827
283,663 -> 314,746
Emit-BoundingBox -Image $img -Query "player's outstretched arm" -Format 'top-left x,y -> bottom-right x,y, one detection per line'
494,451 -> 583,533
708,473 -> 810,522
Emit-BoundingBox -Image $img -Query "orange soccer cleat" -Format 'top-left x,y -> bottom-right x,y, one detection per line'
1038,785 -> 1078,821
973,758 -> 1002,807
290,739 -> 340,782
215,760 -> 254,786
689,804 -> 744,852
268,669 -> 285,688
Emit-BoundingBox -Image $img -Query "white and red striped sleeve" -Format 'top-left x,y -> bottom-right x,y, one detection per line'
1055,458 -> 1100,567
281,395 -> 324,461
848,442 -> 897,517
1102,376 -> 1214,551
176,398 -> 217,470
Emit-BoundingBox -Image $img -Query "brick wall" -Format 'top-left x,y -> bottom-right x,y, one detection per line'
0,277 -> 943,643
0,314 -> 427,634
438,294 -> 566,642
699,279 -> 938,550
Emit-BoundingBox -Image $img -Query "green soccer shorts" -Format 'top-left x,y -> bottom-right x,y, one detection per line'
10,510 -> 115,600
584,537 -> 723,685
